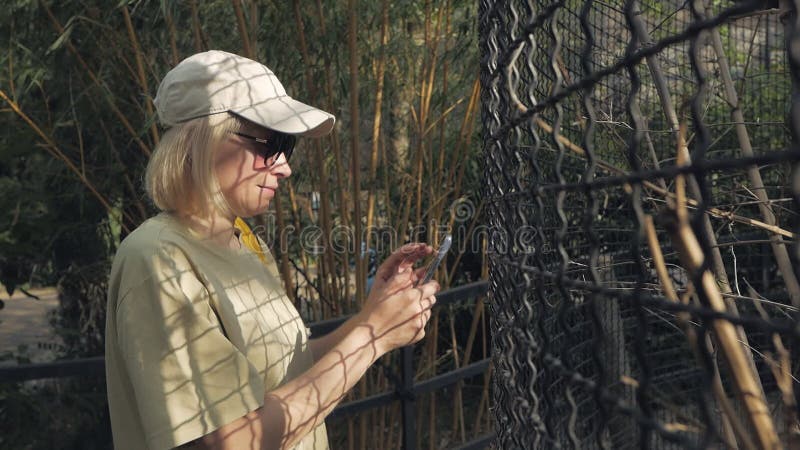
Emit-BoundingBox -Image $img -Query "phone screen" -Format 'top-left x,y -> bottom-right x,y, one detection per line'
417,234 -> 452,286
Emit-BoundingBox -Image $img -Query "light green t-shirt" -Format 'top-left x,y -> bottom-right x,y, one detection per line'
105,213 -> 328,450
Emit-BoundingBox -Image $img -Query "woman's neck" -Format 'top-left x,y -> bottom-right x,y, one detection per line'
174,210 -> 241,250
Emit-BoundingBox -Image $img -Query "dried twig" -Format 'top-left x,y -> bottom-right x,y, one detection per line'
645,216 -> 754,450
663,143 -> 781,450
532,117 -> 796,239
703,2 -> 800,307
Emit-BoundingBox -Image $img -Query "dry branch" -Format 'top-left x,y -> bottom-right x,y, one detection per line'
663,150 -> 781,450
533,117 -> 797,239
702,3 -> 800,307
645,216 -> 755,450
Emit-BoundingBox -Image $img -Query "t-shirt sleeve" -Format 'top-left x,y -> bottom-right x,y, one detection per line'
113,243 -> 265,450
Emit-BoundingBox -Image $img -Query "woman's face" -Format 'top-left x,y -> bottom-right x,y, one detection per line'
213,123 -> 292,219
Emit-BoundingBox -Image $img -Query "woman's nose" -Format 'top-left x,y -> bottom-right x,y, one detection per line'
271,153 -> 292,178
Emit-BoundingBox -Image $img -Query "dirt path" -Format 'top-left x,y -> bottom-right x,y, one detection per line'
0,287 -> 61,363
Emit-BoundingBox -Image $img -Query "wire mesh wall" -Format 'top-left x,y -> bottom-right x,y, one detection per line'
480,0 -> 800,448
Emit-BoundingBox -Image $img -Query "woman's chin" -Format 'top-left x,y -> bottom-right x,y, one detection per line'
238,202 -> 271,218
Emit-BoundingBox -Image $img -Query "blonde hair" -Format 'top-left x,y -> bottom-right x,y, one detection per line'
145,113 -> 244,218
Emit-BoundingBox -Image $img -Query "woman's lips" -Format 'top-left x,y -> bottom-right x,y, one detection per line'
257,185 -> 276,193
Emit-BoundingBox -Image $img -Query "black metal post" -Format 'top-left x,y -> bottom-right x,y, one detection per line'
400,345 -> 417,450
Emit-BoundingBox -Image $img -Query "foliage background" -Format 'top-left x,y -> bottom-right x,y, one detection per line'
0,1 -> 489,449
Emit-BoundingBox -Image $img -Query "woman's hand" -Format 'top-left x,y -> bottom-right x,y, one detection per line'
357,279 -> 439,354
356,243 -> 440,354
368,243 -> 433,301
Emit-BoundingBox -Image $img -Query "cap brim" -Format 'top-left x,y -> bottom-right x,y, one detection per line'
231,96 -> 335,138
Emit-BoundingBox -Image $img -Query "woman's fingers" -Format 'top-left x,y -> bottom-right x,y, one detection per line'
379,267 -> 416,296
367,279 -> 440,349
419,294 -> 436,312
373,256 -> 439,296
417,281 -> 440,301
412,265 -> 432,285
375,243 -> 432,281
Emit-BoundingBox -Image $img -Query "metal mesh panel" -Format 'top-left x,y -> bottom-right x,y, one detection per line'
480,1 -> 800,448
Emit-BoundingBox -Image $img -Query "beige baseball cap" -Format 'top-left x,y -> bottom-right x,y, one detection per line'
154,50 -> 335,137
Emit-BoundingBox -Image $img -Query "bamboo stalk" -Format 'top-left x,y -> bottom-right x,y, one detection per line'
249,1 -> 258,58
288,184 -> 311,310
347,0 -> 364,310
7,37 -> 15,99
461,298 -> 484,369
410,0 -> 434,237
426,310 -> 439,450
629,3 -> 767,400
666,213 -> 780,450
419,1 -> 446,243
365,0 -> 389,248
110,45 -> 139,91
66,79 -> 86,177
452,78 -> 480,197
629,5 -> 679,134
473,364 -> 493,437
703,5 -> 800,307
645,216 -> 753,450
291,0 -> 339,313
345,1 -> 368,447
40,2 -> 151,158
314,0 -> 351,312
122,6 -> 159,146
163,5 -> 180,66
230,0 -> 253,58
435,0 -> 452,198
763,336 -> 799,448
272,196 -> 297,306
189,0 -> 204,52
446,77 -> 479,190
386,401 -> 399,450
348,417 -> 355,450
664,145 -> 780,450
379,134 -> 393,228
375,361 -> 388,450
744,281 -> 799,446
449,309 -> 466,444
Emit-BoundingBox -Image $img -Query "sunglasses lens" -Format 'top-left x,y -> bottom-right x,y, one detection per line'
277,134 -> 296,156
272,133 -> 296,163
232,131 -> 296,165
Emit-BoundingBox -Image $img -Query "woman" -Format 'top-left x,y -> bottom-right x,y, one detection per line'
104,50 -> 439,450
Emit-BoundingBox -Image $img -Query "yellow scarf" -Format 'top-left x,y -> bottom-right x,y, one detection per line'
234,217 -> 268,266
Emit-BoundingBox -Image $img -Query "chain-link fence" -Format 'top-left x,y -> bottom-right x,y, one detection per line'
481,0 -> 800,448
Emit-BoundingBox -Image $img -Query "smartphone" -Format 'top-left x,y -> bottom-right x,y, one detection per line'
417,234 -> 452,286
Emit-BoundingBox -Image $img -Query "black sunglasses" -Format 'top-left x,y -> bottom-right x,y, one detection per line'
230,131 -> 296,166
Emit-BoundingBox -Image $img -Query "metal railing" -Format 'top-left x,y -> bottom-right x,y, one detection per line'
0,281 -> 492,450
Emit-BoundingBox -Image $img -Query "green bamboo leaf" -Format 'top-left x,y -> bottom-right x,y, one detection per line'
136,111 -> 159,138
45,16 -> 78,55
